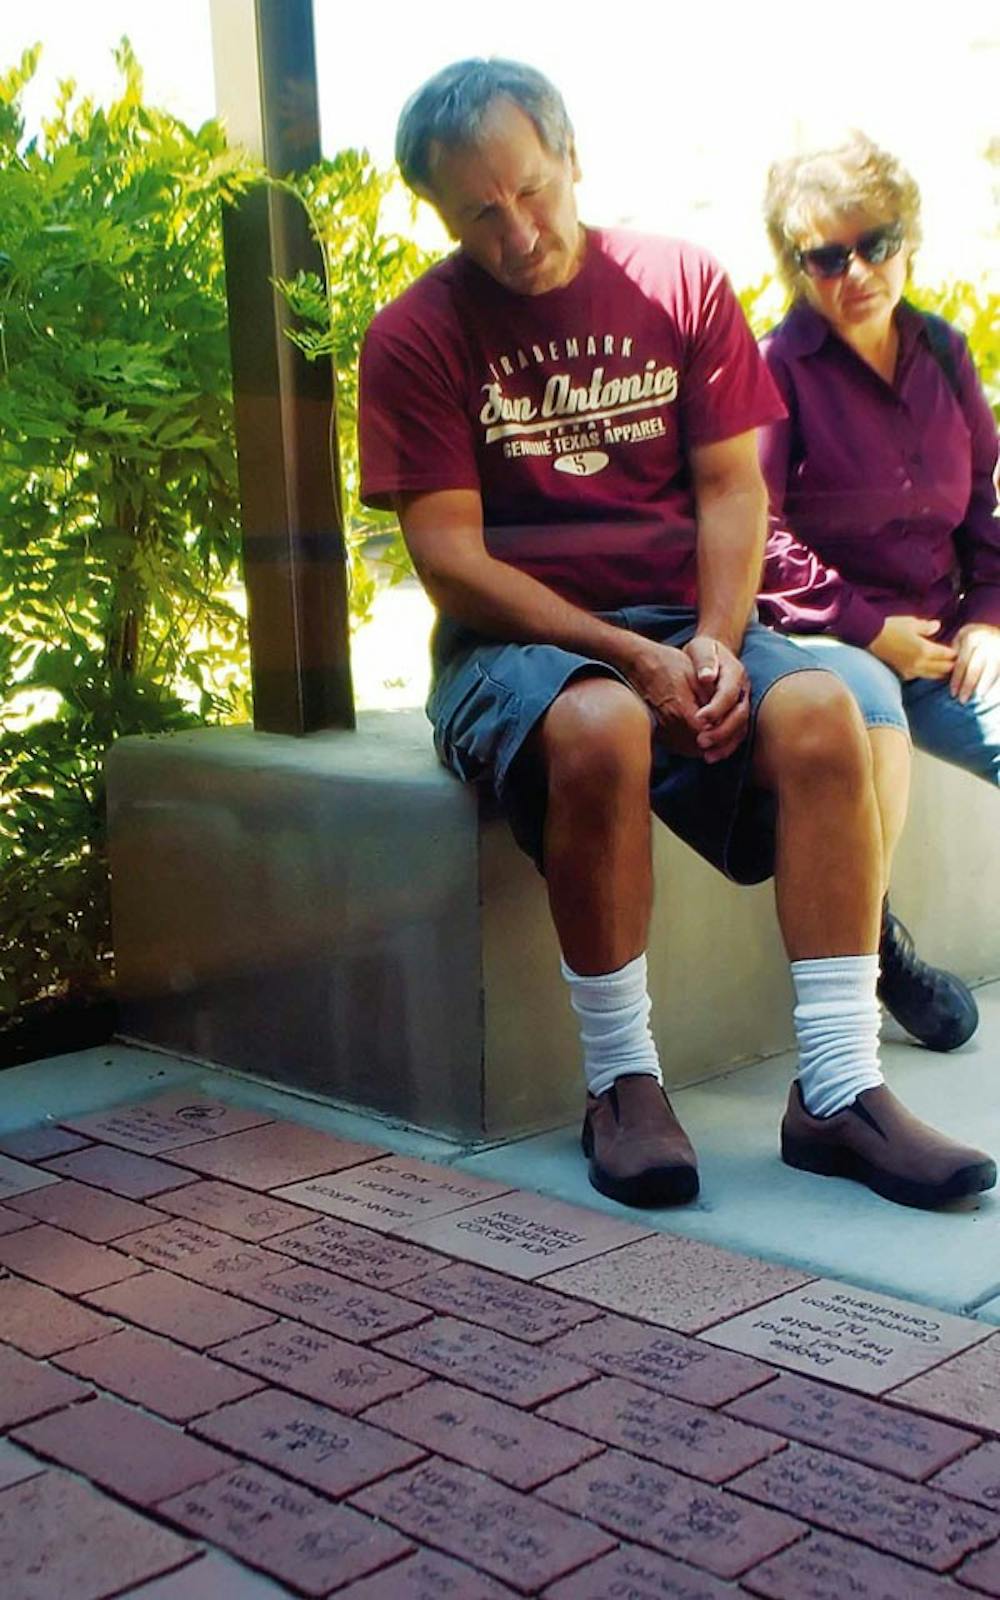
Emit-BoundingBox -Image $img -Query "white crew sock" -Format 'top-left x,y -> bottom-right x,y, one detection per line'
560,953 -> 662,1099
792,954 -> 884,1117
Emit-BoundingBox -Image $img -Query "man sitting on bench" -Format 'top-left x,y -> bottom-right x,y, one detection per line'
358,57 -> 995,1212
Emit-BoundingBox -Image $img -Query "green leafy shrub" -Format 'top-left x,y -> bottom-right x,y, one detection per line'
0,43 -> 260,1011
0,44 -> 436,1020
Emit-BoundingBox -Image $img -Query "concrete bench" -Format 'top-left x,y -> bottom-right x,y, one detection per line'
108,713 -> 1000,1142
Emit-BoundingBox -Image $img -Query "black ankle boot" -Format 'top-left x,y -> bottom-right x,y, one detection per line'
878,902 -> 979,1052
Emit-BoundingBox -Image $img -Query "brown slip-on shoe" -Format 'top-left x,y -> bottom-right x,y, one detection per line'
581,1073 -> 699,1208
781,1081 -> 997,1209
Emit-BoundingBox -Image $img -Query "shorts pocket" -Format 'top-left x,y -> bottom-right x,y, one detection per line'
430,663 -> 518,786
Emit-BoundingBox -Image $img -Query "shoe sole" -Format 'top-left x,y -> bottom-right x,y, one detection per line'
581,1121 -> 699,1208
782,1132 -> 997,1210
587,1159 -> 700,1208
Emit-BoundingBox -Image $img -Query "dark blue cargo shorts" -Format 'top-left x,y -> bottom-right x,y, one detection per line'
427,605 -> 828,885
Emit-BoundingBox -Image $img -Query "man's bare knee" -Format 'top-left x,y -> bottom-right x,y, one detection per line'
754,671 -> 872,791
540,676 -> 652,794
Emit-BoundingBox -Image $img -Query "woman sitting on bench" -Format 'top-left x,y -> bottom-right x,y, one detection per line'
757,132 -> 999,1053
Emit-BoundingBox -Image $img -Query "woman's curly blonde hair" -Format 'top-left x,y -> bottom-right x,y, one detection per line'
764,131 -> 922,292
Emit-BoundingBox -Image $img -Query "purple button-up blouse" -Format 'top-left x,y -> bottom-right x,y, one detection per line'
757,299 -> 1000,646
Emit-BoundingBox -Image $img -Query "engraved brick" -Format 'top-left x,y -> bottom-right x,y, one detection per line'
397,1261 -> 600,1343
237,1263 -> 430,1342
53,1327 -> 262,1422
165,1121 -> 385,1188
731,1441 -> 1000,1569
337,1549 -> 519,1598
61,1092 -> 273,1153
376,1316 -> 593,1407
0,1272 -> 119,1356
0,1343 -> 91,1429
727,1371 -> 977,1480
549,1312 -> 773,1406
542,1232 -> 811,1334
41,1144 -> 195,1198
701,1281 -> 989,1397
539,1448 -> 803,1579
367,1378 -> 603,1489
13,1395 -> 231,1507
545,1542 -> 740,1599
890,1335 -> 1000,1435
268,1214 -> 445,1289
191,1387 -> 423,1497
115,1217 -> 288,1289
0,1222 -> 143,1294
211,1318 -> 425,1413
275,1155 -> 511,1231
0,1152 -> 62,1200
158,1464 -> 411,1595
397,1192 -> 652,1280
933,1441 -> 1000,1510
84,1267 -> 275,1350
149,1178 -> 318,1240
352,1457 -> 615,1594
541,1374 -> 781,1482
6,1178 -> 164,1242
743,1527 -> 970,1599
0,1469 -> 193,1599
0,1126 -> 89,1162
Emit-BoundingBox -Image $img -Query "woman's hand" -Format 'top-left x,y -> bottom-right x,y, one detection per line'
869,616 -> 957,680
950,623 -> 1000,703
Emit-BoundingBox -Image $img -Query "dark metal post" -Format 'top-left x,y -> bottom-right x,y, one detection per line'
212,0 -> 355,732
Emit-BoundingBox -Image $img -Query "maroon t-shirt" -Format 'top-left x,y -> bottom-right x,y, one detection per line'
359,228 -> 785,611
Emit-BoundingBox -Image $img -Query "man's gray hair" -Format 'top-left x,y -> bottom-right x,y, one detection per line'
395,58 -> 574,196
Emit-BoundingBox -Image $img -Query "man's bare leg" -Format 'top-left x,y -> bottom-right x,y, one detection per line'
753,670 -> 994,1205
536,676 -> 652,974
534,676 -> 698,1206
753,672 -> 882,958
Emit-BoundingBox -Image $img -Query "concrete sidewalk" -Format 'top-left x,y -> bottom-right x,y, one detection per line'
461,979 -> 1000,1321
5,982 -> 998,1316
1,984 -> 999,1596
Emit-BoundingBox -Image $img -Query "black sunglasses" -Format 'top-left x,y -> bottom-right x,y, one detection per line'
796,223 -> 904,280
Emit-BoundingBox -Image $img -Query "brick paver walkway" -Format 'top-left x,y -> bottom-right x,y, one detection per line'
3,1091 -> 1000,1597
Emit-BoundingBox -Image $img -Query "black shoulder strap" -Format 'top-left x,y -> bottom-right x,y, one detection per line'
918,310 -> 962,400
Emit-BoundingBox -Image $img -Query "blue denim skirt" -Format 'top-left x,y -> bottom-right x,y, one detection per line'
792,634 -> 1000,785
